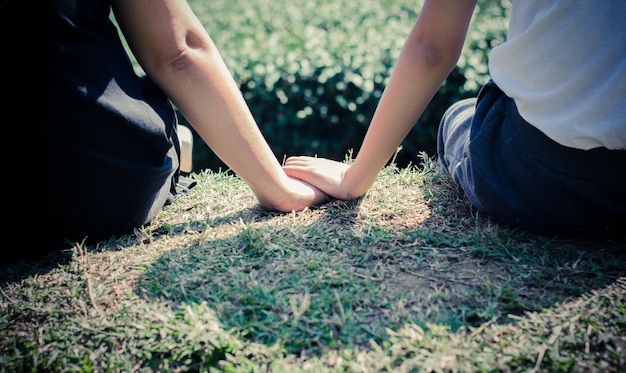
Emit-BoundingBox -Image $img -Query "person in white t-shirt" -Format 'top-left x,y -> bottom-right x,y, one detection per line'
284,0 -> 626,237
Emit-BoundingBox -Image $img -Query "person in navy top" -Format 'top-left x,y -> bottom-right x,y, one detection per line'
5,0 -> 326,258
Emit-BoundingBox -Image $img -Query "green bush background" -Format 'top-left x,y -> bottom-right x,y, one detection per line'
179,0 -> 510,172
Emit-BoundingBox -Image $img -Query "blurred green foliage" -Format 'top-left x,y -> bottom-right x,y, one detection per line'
181,0 -> 510,172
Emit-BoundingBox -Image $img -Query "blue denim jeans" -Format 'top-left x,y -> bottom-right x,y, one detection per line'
437,81 -> 626,237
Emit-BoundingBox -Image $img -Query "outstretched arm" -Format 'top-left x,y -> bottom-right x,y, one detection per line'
112,0 -> 326,212
284,0 -> 477,200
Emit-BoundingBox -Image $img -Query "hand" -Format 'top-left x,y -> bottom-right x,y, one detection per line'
283,156 -> 353,200
258,176 -> 328,212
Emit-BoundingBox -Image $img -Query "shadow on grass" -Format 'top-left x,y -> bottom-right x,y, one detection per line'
133,189 -> 626,356
0,249 -> 75,285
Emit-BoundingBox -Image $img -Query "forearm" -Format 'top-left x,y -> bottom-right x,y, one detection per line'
345,48 -> 456,197
343,0 -> 476,198
113,0 -> 295,207
169,55 -> 304,208
156,46 -> 288,201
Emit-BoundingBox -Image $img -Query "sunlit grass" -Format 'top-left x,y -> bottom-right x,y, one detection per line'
2,154 -> 624,372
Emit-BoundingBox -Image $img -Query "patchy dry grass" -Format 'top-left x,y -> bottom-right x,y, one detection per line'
1,155 -> 625,372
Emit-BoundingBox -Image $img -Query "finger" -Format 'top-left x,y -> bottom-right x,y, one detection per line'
283,160 -> 315,172
284,156 -> 312,166
283,166 -> 310,180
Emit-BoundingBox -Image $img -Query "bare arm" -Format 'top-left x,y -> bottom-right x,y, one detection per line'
111,0 -> 326,212
284,0 -> 477,199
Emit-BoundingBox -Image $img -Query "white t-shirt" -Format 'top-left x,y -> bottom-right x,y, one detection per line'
488,0 -> 626,150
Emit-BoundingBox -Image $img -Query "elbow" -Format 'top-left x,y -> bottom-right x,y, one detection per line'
414,40 -> 459,72
148,30 -> 213,74
404,25 -> 463,73
166,49 -> 196,73
420,41 -> 444,68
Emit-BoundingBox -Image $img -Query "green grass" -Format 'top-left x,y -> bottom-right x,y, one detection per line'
2,154 -> 625,372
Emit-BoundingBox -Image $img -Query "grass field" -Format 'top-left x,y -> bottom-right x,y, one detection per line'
2,155 -> 625,372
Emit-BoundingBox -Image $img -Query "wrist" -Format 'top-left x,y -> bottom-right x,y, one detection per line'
343,162 -> 375,199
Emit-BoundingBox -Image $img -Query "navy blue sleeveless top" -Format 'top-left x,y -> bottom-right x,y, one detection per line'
5,0 -> 181,253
